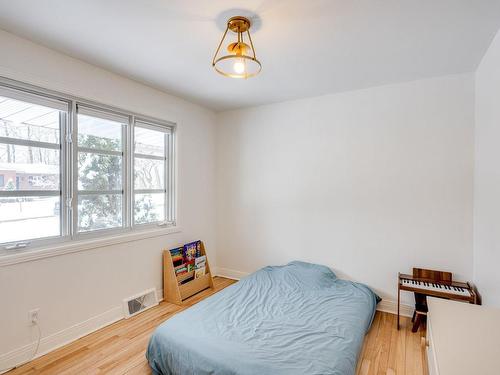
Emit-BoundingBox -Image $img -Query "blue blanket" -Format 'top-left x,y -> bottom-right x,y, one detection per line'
147,261 -> 379,375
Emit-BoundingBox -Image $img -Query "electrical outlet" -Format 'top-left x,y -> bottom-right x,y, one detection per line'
29,308 -> 40,325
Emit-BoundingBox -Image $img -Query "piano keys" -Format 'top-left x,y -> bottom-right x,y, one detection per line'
400,278 -> 472,298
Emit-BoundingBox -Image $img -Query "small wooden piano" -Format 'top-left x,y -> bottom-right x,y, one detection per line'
397,268 -> 477,330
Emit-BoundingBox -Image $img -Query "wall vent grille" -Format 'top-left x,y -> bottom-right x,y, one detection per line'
123,288 -> 158,318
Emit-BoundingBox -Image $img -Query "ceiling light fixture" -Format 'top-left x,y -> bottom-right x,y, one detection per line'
212,16 -> 261,79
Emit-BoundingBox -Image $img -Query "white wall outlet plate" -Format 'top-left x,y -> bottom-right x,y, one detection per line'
29,308 -> 40,324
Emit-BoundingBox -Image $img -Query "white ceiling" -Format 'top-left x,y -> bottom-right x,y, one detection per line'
0,0 -> 499,111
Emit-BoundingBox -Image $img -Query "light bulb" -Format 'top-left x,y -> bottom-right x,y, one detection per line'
233,59 -> 245,75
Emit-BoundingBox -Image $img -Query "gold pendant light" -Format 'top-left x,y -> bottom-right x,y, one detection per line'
212,16 -> 262,79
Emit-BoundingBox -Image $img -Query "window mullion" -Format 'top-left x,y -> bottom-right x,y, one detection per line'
163,133 -> 170,222
133,153 -> 165,161
60,110 -> 67,237
167,131 -> 175,224
61,110 -> 71,238
128,116 -> 135,229
70,100 -> 78,238
0,190 -> 60,197
77,147 -> 122,156
78,190 -> 122,195
0,136 -> 60,150
134,189 -> 165,195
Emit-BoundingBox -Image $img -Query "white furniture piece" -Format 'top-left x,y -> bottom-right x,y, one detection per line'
426,297 -> 500,375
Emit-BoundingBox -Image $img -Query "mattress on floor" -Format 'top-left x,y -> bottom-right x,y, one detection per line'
146,261 -> 379,375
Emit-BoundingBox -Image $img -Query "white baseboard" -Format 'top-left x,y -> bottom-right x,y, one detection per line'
0,306 -> 122,373
0,288 -> 164,373
214,267 -> 414,317
214,267 -> 249,280
377,299 -> 413,317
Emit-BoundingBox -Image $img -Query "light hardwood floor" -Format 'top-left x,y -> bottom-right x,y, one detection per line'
7,277 -> 427,375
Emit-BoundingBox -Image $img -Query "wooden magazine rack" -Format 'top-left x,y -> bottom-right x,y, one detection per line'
163,241 -> 214,305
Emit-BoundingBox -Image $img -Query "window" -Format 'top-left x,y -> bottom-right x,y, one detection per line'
133,121 -> 171,225
76,107 -> 126,232
0,87 -> 67,245
0,80 -> 176,250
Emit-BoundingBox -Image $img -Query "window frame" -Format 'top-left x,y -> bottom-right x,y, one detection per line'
74,104 -> 129,237
0,76 -> 177,253
0,84 -> 70,249
132,119 -> 173,227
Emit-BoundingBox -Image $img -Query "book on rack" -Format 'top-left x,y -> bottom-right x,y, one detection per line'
174,264 -> 188,276
183,240 -> 202,262
169,247 -> 184,267
195,255 -> 206,268
194,255 -> 206,278
186,260 -> 195,272
194,267 -> 206,279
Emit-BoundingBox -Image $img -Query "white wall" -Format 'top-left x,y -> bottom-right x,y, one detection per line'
0,29 -> 216,367
474,29 -> 500,307
0,24 -> 485,370
216,74 -> 475,305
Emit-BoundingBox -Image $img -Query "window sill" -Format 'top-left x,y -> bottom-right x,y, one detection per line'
0,226 -> 182,267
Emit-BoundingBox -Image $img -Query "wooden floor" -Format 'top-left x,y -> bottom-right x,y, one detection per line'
7,277 -> 427,375
355,310 -> 428,375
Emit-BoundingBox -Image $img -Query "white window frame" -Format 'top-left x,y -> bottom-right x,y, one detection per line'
0,84 -> 71,249
0,77 -> 177,254
132,119 -> 174,227
74,104 -> 129,237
